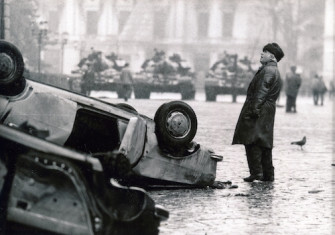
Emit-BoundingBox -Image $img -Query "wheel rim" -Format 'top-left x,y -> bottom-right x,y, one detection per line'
165,111 -> 191,138
0,53 -> 15,82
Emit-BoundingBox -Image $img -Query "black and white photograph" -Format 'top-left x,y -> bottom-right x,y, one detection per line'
0,0 -> 334,234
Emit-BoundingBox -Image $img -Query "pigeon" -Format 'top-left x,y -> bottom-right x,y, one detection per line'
291,136 -> 306,150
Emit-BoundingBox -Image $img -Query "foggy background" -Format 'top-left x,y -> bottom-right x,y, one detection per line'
1,0 -> 334,95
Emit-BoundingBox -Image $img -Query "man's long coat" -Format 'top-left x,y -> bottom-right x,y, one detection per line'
285,72 -> 301,97
232,61 -> 282,149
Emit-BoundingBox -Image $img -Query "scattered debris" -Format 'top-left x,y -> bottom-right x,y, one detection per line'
210,181 -> 237,189
229,185 -> 238,189
308,190 -> 324,194
234,193 -> 250,197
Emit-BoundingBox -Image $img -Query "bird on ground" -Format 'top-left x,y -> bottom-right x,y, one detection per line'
291,136 -> 306,150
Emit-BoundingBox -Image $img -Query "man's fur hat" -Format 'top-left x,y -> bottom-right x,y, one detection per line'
263,43 -> 284,62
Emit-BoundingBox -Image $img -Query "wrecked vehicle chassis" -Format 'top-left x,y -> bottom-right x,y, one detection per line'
0,40 -> 222,187
0,124 -> 168,235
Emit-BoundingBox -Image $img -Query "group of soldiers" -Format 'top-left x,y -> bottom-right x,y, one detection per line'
73,48 -> 332,106
208,52 -> 257,92
74,49 -> 128,95
141,49 -> 193,78
73,48 -> 195,97
209,52 -> 257,81
210,52 -> 256,73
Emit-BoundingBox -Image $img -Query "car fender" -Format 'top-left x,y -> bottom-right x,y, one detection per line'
119,117 -> 146,166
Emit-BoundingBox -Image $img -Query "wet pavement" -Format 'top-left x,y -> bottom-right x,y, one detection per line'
100,92 -> 334,235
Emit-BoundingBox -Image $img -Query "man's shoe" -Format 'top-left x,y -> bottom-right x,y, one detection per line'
243,174 -> 263,182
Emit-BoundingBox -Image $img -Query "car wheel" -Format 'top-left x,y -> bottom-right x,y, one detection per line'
154,101 -> 197,152
116,103 -> 138,114
0,40 -> 25,96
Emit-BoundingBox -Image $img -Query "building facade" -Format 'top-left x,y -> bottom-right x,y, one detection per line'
35,0 -> 331,90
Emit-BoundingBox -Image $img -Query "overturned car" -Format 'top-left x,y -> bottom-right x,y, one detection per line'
0,124 -> 168,235
0,40 -> 222,188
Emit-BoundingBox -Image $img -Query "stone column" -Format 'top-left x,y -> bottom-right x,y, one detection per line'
184,1 -> 197,42
323,0 -> 334,87
59,0 -> 84,37
166,0 -> 184,40
208,0 -> 222,39
98,0 -> 118,38
58,0 -> 84,74
232,2 -> 249,42
63,44 -> 81,74
175,0 -> 185,39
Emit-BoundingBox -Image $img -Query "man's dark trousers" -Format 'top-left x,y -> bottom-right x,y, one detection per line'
286,95 -> 295,112
245,144 -> 274,180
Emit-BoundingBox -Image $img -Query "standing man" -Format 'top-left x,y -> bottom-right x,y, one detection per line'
120,63 -> 133,101
329,80 -> 334,99
81,63 -> 95,96
318,75 -> 327,106
232,43 -> 284,182
285,66 -> 302,113
312,74 -> 327,106
312,74 -> 320,105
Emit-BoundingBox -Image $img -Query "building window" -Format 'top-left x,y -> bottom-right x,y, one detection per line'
197,12 -> 209,39
222,12 -> 234,37
154,9 -> 168,39
48,11 -> 60,34
196,0 -> 209,10
119,11 -> 130,34
86,11 -> 99,35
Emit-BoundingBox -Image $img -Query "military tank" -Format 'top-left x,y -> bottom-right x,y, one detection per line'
133,50 -> 196,100
205,53 -> 256,102
68,51 -> 127,98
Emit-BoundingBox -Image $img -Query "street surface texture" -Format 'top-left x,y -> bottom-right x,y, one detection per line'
99,91 -> 334,235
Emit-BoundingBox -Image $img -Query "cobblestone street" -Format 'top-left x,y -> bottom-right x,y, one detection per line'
101,92 -> 334,235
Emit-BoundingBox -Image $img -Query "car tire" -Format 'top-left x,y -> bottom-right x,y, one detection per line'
154,101 -> 197,152
116,103 -> 138,114
0,40 -> 25,96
